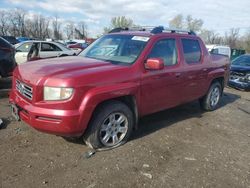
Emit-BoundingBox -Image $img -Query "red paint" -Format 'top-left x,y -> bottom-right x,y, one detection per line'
9,32 -> 230,137
145,58 -> 164,70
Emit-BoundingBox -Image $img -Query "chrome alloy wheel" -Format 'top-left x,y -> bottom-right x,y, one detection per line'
210,86 -> 220,107
99,113 -> 128,147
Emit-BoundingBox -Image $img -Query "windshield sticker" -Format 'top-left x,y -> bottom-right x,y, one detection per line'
132,36 -> 149,42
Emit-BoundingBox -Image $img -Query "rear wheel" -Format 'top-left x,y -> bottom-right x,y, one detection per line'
83,101 -> 134,149
200,82 -> 222,111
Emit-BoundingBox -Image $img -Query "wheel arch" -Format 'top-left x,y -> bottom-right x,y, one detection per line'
210,76 -> 224,95
89,95 -> 139,131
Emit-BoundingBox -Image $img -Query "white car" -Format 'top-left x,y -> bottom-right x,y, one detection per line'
15,41 -> 76,64
206,44 -> 231,58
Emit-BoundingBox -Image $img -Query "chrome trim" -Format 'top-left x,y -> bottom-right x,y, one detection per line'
16,79 -> 33,100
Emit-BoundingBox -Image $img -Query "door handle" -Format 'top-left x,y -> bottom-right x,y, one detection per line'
203,68 -> 208,72
175,73 -> 181,78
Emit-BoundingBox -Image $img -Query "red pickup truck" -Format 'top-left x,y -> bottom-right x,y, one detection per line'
9,27 -> 230,149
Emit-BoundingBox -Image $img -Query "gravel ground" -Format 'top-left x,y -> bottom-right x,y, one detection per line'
0,78 -> 249,188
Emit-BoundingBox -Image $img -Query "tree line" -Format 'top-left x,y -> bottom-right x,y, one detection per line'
168,14 -> 250,52
0,9 -> 249,52
0,9 -> 87,40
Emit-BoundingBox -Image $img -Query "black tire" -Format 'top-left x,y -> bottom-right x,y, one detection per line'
83,100 -> 134,149
200,82 -> 222,111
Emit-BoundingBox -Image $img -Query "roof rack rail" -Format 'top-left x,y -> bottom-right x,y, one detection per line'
108,27 -> 129,33
108,26 -> 196,35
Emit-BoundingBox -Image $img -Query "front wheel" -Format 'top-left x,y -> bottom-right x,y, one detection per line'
83,101 -> 134,149
200,82 -> 222,111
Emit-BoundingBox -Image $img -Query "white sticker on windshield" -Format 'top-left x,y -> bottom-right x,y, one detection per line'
132,36 -> 149,42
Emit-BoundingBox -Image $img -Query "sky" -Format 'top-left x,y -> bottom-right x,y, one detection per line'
1,0 -> 250,37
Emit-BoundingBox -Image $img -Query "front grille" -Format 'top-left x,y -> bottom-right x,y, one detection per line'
230,71 -> 246,80
16,79 -> 33,100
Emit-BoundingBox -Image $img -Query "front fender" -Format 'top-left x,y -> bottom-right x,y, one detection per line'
77,82 -> 139,133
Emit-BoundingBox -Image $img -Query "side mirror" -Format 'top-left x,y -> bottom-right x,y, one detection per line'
145,58 -> 164,70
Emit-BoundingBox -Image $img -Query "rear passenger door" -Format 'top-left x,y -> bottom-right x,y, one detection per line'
180,38 -> 208,102
39,42 -> 62,58
15,42 -> 33,64
140,38 -> 185,115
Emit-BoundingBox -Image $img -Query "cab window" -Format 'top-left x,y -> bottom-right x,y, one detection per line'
181,39 -> 201,64
41,43 -> 61,51
148,39 -> 178,66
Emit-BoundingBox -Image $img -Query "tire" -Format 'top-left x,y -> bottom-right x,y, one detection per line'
200,82 -> 222,111
83,100 -> 134,149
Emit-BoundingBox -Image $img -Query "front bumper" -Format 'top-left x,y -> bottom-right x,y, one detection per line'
9,91 -> 86,137
228,79 -> 250,91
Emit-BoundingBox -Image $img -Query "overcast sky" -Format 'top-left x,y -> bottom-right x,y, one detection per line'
1,0 -> 250,37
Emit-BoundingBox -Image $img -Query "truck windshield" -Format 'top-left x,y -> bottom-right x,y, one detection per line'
79,34 -> 149,64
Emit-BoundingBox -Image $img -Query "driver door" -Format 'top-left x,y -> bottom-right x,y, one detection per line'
140,38 -> 185,115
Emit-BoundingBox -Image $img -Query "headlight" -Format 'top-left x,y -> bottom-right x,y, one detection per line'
44,87 -> 74,101
246,74 -> 250,81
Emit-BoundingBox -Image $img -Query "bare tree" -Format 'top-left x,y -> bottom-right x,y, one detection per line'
52,15 -> 62,40
64,21 -> 75,39
200,30 -> 223,44
243,31 -> 250,52
9,9 -> 26,37
25,14 -> 51,39
0,10 -> 10,35
168,14 -> 203,33
103,16 -> 134,33
75,21 -> 87,39
169,14 -> 183,29
224,28 -> 240,48
186,15 -> 203,32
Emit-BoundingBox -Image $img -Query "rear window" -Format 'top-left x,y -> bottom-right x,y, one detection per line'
0,37 -> 12,48
182,39 -> 201,64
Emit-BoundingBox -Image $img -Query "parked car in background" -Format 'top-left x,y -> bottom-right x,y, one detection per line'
68,43 -> 88,54
228,54 -> 250,91
1,36 -> 19,45
65,41 -> 78,46
15,41 -> 76,64
206,45 -> 231,58
68,42 -> 88,50
9,26 -> 230,149
17,37 -> 34,43
231,48 -> 246,60
0,37 -> 16,77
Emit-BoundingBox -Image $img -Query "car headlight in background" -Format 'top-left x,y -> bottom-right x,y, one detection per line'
44,86 -> 74,101
246,74 -> 250,81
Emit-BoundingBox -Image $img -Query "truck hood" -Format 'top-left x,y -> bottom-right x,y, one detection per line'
230,65 -> 250,73
16,56 -> 119,85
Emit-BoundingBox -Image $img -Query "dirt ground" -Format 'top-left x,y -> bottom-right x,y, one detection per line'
0,77 -> 250,188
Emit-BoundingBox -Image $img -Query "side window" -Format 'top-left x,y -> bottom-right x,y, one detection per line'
41,43 -> 61,51
182,39 -> 201,64
148,39 -> 178,66
211,48 -> 219,54
16,42 -> 32,52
